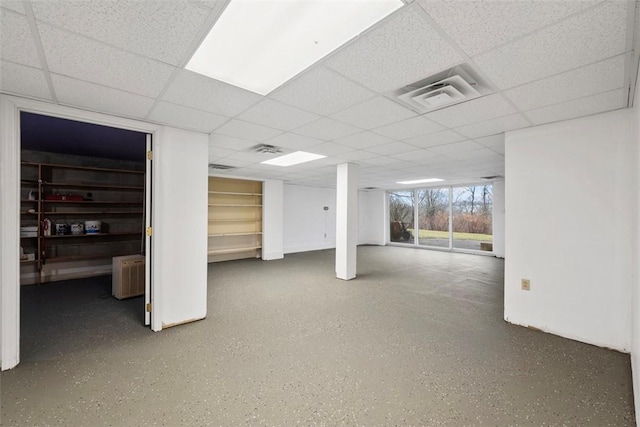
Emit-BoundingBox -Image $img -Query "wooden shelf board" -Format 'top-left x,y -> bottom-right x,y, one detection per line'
208,204 -> 263,207
21,199 -> 39,202
209,191 -> 262,196
43,200 -> 142,205
43,182 -> 144,191
45,252 -> 141,263
20,236 -> 38,239
20,260 -> 37,264
21,161 -> 144,175
209,218 -> 262,222
46,232 -> 141,239
43,211 -> 143,215
207,246 -> 261,255
208,232 -> 262,237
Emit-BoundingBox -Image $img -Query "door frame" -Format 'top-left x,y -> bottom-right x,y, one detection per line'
0,95 -> 161,370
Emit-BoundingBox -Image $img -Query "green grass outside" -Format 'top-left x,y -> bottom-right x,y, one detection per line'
408,229 -> 493,242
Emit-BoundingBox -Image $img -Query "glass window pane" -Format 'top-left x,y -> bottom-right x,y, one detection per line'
389,191 -> 415,244
417,188 -> 449,248
452,185 -> 493,251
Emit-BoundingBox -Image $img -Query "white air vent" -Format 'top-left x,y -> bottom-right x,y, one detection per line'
209,163 -> 236,170
250,144 -> 283,154
390,64 -> 494,114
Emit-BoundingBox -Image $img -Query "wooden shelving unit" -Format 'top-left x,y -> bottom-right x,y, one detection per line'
208,177 -> 263,263
20,160 -> 145,285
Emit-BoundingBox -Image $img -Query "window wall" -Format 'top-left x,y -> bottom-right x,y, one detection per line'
388,191 -> 415,244
417,188 -> 449,248
388,184 -> 493,252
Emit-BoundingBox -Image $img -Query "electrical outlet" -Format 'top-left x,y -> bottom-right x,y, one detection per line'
521,279 -> 530,291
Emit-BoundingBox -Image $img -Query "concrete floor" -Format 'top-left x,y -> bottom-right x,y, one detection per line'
1,246 -> 635,426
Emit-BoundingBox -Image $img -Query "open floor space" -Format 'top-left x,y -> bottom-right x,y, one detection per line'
1,247 -> 634,426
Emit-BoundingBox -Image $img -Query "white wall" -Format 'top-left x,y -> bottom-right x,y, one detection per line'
153,127 -> 208,329
262,179 -> 284,260
358,190 -> 386,245
492,180 -> 505,258
631,78 -> 640,423
505,109 -> 634,352
283,184 -> 336,253
1,96 -> 210,369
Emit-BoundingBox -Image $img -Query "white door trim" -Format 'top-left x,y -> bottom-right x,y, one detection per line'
0,95 -> 161,370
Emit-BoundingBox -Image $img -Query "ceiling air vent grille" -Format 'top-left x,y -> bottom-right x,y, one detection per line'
208,163 -> 236,170
480,175 -> 503,181
250,143 -> 283,154
390,64 -> 494,114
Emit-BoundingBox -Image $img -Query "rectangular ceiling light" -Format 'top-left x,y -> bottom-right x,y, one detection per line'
186,0 -> 403,95
261,151 -> 326,167
397,178 -> 444,185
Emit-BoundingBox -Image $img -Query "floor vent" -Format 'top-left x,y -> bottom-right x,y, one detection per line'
209,163 -> 236,170
390,63 -> 494,114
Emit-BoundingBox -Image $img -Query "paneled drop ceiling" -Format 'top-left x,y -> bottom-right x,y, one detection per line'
1,0 -> 638,189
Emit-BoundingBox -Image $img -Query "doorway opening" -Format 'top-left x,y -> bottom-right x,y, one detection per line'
19,112 -> 151,359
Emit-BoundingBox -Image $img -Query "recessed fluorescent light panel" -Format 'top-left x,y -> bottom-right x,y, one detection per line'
186,0 -> 403,95
397,178 -> 444,185
261,151 -> 326,167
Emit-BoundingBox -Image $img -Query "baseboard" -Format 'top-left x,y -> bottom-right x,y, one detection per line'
262,252 -> 284,260
284,243 -> 335,254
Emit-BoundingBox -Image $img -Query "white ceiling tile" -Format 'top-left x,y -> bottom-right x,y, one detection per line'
330,97 -> 416,130
424,94 -> 517,128
372,115 -> 444,139
474,134 -> 504,148
225,150 -> 282,164
214,119 -> 283,142
420,0 -> 600,57
361,156 -> 416,167
237,99 -> 320,131
51,74 -> 155,118
31,0 -> 214,66
163,70 -> 262,117
306,142 -> 354,157
445,148 -> 503,162
269,66 -> 375,115
503,55 -> 626,111
428,140 -> 484,155
339,150 -> 381,161
148,101 -> 228,133
1,3 -> 24,14
0,60 -> 51,100
473,1 -> 628,89
263,133 -> 324,151
293,118 -> 361,140
208,146 -> 237,159
208,157 -> 253,168
391,149 -> 447,163
455,113 -> 530,139
404,129 -> 467,148
1,9 -> 41,67
489,145 -> 505,155
366,141 -> 417,156
325,6 -> 464,92
208,134 -> 257,151
39,24 -> 175,98
525,88 -> 626,125
332,131 -> 394,150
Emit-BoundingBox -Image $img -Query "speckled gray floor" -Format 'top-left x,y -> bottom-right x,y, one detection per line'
1,246 -> 635,426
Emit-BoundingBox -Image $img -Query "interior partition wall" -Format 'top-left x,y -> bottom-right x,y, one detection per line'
388,183 -> 494,253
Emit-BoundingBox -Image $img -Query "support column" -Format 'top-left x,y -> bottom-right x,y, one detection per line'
336,162 -> 358,280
